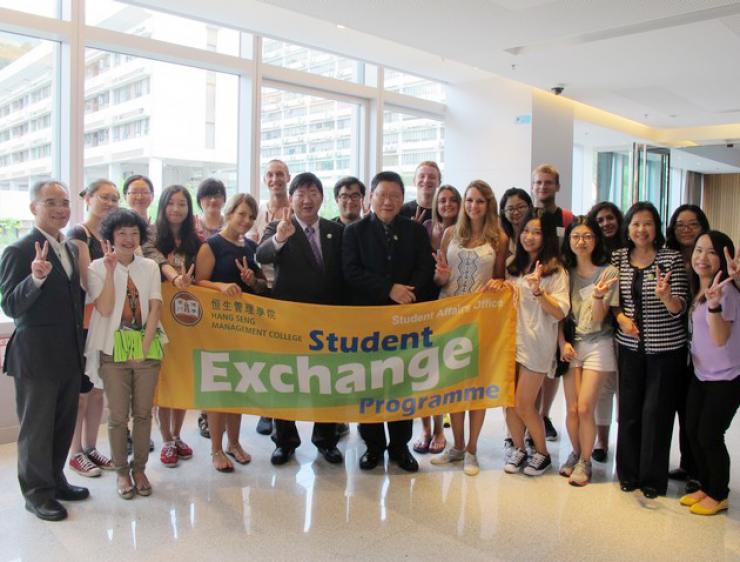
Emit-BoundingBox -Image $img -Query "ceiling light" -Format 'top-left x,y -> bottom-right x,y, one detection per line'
336,24 -> 346,30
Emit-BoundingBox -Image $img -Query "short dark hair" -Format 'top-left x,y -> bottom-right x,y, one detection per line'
587,201 -> 623,234
196,178 -> 226,209
499,187 -> 533,239
622,201 -> 665,249
371,171 -> 404,195
101,208 -> 150,245
30,179 -> 67,202
333,176 -> 366,200
123,174 -> 154,195
560,215 -> 609,268
665,204 -> 710,251
289,172 -> 323,196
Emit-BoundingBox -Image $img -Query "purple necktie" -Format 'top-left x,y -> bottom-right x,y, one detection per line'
305,225 -> 324,268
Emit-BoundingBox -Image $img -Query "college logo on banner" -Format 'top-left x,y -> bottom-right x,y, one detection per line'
156,285 -> 516,422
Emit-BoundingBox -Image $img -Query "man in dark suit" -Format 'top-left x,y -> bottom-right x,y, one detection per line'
0,179 -> 88,521
256,172 -> 345,466
342,171 -> 435,472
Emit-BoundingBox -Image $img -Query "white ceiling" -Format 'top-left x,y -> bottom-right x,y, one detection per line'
255,0 -> 740,129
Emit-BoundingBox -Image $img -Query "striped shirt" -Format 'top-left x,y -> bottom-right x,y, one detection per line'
611,247 -> 688,353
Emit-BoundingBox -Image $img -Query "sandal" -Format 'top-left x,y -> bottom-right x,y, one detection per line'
412,435 -> 432,454
226,444 -> 252,465
429,434 -> 447,455
117,475 -> 135,500
198,412 -> 210,439
211,450 -> 234,472
132,472 -> 152,496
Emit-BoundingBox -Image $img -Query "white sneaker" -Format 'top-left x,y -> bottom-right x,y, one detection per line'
559,451 -> 579,477
503,438 -> 515,462
463,452 -> 480,476
430,447 -> 465,465
523,452 -> 552,476
504,448 -> 528,474
569,460 -> 592,487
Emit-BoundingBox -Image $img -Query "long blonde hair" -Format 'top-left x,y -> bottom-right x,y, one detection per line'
454,180 -> 501,248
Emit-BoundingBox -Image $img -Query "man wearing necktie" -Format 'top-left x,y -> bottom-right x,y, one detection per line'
0,180 -> 88,521
256,172 -> 345,465
342,171 -> 435,472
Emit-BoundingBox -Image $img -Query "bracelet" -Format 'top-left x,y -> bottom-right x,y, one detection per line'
708,304 -> 722,313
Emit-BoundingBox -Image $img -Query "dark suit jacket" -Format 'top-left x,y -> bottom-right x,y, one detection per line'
0,228 -> 84,379
342,213 -> 435,306
256,217 -> 345,305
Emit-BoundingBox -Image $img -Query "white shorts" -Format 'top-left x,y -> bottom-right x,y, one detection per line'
569,338 -> 617,372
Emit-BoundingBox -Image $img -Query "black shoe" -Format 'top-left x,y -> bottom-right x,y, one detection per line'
270,447 -> 294,466
257,417 -> 273,436
359,449 -> 381,470
641,486 -> 659,499
127,430 -> 133,455
591,448 -> 607,463
389,446 -> 419,472
198,413 -> 210,439
543,416 -> 558,441
55,483 -> 89,501
337,423 -> 350,438
318,446 -> 343,464
668,467 -> 688,481
685,479 -> 702,494
25,498 -> 67,522
620,481 -> 639,492
149,439 -> 154,452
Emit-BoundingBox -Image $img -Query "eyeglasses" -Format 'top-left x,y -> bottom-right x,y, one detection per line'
504,204 -> 529,214
676,221 -> 701,231
570,233 -> 595,242
338,193 -> 362,202
39,199 -> 70,209
96,194 -> 120,203
127,190 -> 152,197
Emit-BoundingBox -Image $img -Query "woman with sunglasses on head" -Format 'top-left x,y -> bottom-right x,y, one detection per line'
612,202 -> 689,499
428,180 -> 508,475
585,201 -> 625,463
143,185 -> 202,468
558,216 -> 619,486
503,209 -> 569,476
680,231 -> 740,515
195,193 -> 267,472
66,179 -> 120,478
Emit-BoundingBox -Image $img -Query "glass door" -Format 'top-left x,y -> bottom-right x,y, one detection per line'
632,144 -> 671,219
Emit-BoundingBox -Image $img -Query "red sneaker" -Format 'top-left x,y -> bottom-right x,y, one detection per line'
160,442 -> 179,467
85,447 -> 115,470
69,452 -> 102,477
174,438 -> 193,460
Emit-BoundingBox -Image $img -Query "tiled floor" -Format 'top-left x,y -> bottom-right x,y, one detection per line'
0,405 -> 738,562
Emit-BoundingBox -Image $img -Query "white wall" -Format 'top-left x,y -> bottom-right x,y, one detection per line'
445,75 -> 533,199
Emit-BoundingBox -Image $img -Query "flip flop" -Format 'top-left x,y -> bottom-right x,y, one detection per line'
412,435 -> 432,454
429,436 -> 447,455
211,450 -> 234,472
226,445 -> 252,465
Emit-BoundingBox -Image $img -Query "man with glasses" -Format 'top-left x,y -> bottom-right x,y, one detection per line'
0,180 -> 88,521
332,176 -> 366,226
343,171 -> 435,472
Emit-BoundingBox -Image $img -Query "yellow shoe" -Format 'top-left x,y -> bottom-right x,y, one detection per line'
690,498 -> 729,515
680,493 -> 704,506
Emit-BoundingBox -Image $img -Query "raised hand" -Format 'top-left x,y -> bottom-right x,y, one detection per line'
704,270 -> 734,309
101,240 -> 117,273
433,249 -> 451,285
174,263 -> 195,289
654,265 -> 673,302
524,260 -> 543,294
389,283 -> 416,304
31,241 -> 52,279
275,207 -> 296,243
593,274 -> 617,299
725,246 -> 740,283
413,205 -> 425,224
235,256 -> 256,288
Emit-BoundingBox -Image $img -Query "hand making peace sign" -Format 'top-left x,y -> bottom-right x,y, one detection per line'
31,241 -> 52,280
234,256 -> 256,289
173,263 -> 195,289
275,207 -> 296,243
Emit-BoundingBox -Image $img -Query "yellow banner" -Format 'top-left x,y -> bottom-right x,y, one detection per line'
156,285 -> 516,422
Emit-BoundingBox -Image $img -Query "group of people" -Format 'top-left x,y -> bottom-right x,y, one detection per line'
1,159 -> 738,523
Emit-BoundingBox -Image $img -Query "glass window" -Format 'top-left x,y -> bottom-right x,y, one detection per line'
382,110 -> 444,199
0,1 -> 58,18
86,1 -> 242,56
83,49 -> 239,218
384,69 -> 446,103
260,87 -> 362,218
0,31 -> 59,251
262,38 -> 376,85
